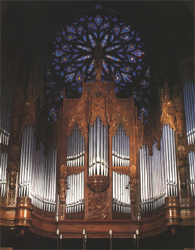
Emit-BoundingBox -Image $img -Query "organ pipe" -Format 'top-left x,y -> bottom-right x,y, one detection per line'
112,171 -> 131,213
139,124 -> 177,212
0,83 -> 13,146
112,125 -> 130,167
66,171 -> 84,213
0,152 -> 8,196
188,151 -> 195,196
18,125 -> 57,212
88,116 -> 108,176
183,81 -> 195,145
67,124 -> 85,167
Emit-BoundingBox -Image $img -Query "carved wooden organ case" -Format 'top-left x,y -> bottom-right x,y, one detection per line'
0,57 -> 195,239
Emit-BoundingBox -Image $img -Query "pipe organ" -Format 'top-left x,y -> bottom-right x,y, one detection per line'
88,116 -> 108,176
0,58 -> 195,239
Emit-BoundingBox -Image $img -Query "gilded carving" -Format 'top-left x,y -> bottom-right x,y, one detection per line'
59,164 -> 68,204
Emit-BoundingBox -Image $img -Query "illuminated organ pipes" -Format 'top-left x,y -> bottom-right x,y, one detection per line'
66,172 -> 84,213
188,151 -> 195,196
18,125 -> 57,212
183,81 -> 195,145
88,116 -> 108,176
139,124 -> 177,212
112,125 -> 130,166
0,82 -> 13,146
0,152 -> 8,196
67,124 -> 85,167
112,171 -> 131,213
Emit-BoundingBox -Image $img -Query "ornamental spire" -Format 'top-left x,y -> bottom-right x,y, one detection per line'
93,43 -> 104,82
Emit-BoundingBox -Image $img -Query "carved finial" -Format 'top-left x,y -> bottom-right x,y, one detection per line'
93,43 -> 103,82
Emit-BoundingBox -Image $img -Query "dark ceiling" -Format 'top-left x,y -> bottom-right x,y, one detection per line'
1,1 -> 194,94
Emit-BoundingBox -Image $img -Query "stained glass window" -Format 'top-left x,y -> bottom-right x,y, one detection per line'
46,5 -> 151,122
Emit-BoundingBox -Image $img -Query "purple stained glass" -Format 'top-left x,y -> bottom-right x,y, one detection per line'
105,54 -> 121,62
56,36 -> 61,42
88,60 -> 95,73
76,45 -> 92,52
102,59 -> 109,73
110,33 -> 114,42
49,107 -> 57,121
121,66 -> 132,72
55,65 -> 60,70
115,71 -> 121,83
139,80 -> 150,88
92,31 -> 98,38
136,36 -> 141,42
127,55 -> 136,63
47,80 -> 57,88
76,54 -> 92,61
105,45 -> 121,52
61,54 -> 71,63
132,49 -> 145,57
94,15 -> 103,26
145,66 -> 150,77
64,66 -> 76,72
136,65 -> 142,70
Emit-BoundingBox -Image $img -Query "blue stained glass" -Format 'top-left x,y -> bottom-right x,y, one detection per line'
137,65 -> 142,70
94,15 -> 103,26
87,22 -> 97,30
46,90 -> 50,95
61,54 -> 71,63
138,58 -> 143,62
73,22 -> 78,26
145,66 -> 150,77
55,65 -> 60,70
77,40 -> 85,44
62,44 -> 71,52
100,22 -> 110,30
88,34 -> 96,48
112,17 -> 118,22
101,34 -> 109,47
126,44 -> 135,52
131,31 -> 135,35
120,34 -> 132,41
88,60 -> 95,73
47,80 -> 57,88
54,44 -> 59,48
46,69 -> 51,77
53,50 -> 64,57
95,4 -> 102,10
100,31 -> 105,38
54,58 -> 59,62
79,17 -> 85,22
62,30 -> 65,36
132,71 -> 136,76
144,99 -> 149,104
120,83 -> 126,86
132,49 -> 145,57
56,36 -> 61,42
105,16 -> 109,20
82,65 -> 86,72
72,54 -> 79,59
113,63 -> 120,67
115,87 -> 119,92
61,71 -> 64,77
136,96 -> 141,101
136,36 -> 141,42
77,25 -> 84,36
121,25 -> 131,34
138,44 -> 143,48
122,73 -> 132,82
117,54 -> 125,59
117,48 -> 125,52
105,45 -> 121,52
88,16 -> 92,21
71,83 -> 76,86
65,66 -> 76,72
121,66 -> 132,72
65,34 -> 78,41
73,48 -> 79,52
65,73 -> 75,82
146,90 -> 151,95
83,34 -> 87,42
102,59 -> 109,73
105,54 -> 121,62
110,33 -> 114,42
78,86 -> 82,92
49,107 -> 57,121
76,71 -> 82,83
76,54 -> 92,61
113,25 -> 120,36
76,45 -> 92,52
113,40 -> 121,44
115,71 -> 121,83
127,55 -> 136,63
140,107 -> 148,116
111,65 -> 115,72
92,31 -> 98,38
76,63 -> 84,67
66,25 -> 76,34
139,80 -> 150,88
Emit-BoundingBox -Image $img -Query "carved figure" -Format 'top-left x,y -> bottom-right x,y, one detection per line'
93,43 -> 104,81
